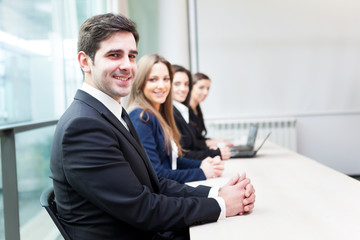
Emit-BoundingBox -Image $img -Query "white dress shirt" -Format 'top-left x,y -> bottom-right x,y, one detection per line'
173,100 -> 189,123
171,140 -> 178,170
80,82 -> 129,131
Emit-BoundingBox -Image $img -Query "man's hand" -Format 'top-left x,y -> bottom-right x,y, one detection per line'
219,173 -> 255,216
243,182 -> 255,212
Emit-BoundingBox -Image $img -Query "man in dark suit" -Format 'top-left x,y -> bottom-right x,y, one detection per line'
50,13 -> 255,240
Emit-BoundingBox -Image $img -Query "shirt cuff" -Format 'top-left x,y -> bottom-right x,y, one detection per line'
208,187 -> 226,220
208,186 -> 220,198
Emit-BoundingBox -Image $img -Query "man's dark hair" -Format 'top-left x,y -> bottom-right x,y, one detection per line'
78,13 -> 139,61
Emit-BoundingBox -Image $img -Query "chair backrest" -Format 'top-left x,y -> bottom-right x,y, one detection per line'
40,187 -> 72,240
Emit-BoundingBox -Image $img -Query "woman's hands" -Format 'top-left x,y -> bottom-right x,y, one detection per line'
200,156 -> 224,179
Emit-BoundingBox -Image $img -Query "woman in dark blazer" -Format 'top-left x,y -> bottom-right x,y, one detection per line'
127,54 -> 224,183
189,72 -> 234,150
172,65 -> 230,160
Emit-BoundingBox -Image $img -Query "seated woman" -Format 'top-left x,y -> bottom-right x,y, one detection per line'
189,72 -> 233,150
127,54 -> 224,183
172,64 -> 230,160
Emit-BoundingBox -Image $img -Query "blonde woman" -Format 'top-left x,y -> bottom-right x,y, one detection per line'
127,54 -> 223,183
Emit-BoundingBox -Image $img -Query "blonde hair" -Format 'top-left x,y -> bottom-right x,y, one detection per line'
127,54 -> 182,156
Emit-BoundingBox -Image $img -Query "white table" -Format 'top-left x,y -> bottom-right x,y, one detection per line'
188,142 -> 360,240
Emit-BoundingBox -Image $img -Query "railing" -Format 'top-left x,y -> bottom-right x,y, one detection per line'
0,119 -> 58,240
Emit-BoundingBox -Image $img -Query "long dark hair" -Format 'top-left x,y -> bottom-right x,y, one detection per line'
192,72 -> 211,137
172,65 -> 193,107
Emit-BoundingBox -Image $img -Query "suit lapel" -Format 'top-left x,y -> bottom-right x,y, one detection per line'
121,108 -> 143,146
101,111 -> 149,163
102,112 -> 160,191
74,90 -> 159,188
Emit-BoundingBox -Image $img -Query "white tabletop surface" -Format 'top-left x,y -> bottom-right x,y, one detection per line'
187,142 -> 360,240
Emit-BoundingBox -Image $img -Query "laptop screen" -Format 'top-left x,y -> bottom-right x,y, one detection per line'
255,132 -> 271,151
247,123 -> 259,146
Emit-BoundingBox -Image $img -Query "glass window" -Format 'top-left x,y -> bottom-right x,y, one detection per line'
16,126 -> 55,239
0,0 -> 108,126
0,139 -> 4,240
128,0 -> 159,58
0,0 -> 57,124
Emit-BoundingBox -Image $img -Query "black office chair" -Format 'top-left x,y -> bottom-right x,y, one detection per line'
40,187 -> 71,240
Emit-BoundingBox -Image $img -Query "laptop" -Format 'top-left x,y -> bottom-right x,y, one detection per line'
230,132 -> 271,158
230,123 -> 259,151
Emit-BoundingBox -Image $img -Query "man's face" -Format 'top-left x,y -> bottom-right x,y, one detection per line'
85,32 -> 138,102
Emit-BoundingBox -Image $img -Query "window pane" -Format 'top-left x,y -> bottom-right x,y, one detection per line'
0,139 -> 4,240
128,0 -> 159,58
0,0 -> 58,124
15,126 -> 55,239
0,0 -> 109,126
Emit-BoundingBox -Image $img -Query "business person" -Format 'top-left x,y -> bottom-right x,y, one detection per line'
127,54 -> 224,183
189,72 -> 233,149
172,65 -> 231,160
50,13 -> 255,240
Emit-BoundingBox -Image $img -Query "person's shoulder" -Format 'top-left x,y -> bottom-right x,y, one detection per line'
129,108 -> 156,122
129,107 -> 142,118
58,110 -> 112,139
59,99 -> 99,125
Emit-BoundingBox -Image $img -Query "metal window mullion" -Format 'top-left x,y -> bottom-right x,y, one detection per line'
1,129 -> 20,240
187,0 -> 199,73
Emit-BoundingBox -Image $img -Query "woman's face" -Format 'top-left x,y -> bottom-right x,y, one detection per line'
143,62 -> 171,110
172,72 -> 189,103
191,79 -> 210,104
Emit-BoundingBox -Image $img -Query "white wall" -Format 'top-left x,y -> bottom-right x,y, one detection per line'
193,0 -> 360,174
157,0 -> 190,68
297,113 -> 360,175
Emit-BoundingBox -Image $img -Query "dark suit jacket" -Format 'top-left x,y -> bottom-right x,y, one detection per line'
173,107 -> 221,160
189,107 -> 207,142
50,90 -> 221,240
129,108 -> 206,183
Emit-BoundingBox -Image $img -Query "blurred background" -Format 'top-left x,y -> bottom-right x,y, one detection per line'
0,0 -> 359,239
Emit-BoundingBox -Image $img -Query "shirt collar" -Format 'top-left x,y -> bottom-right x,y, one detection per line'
80,82 -> 123,121
173,100 -> 189,123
